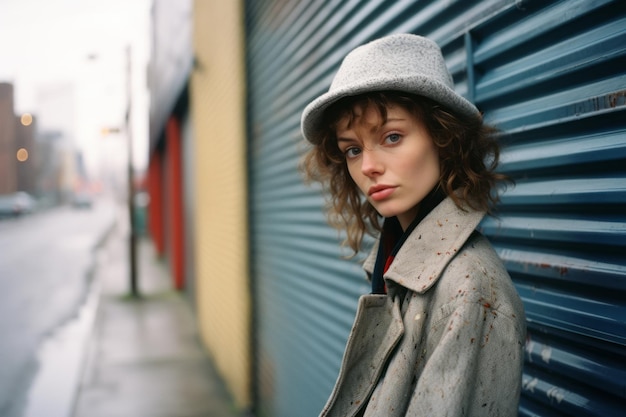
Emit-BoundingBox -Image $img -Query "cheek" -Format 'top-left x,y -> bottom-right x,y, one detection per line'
428,152 -> 441,178
421,146 -> 440,177
403,143 -> 436,168
346,163 -> 368,192
406,146 -> 440,187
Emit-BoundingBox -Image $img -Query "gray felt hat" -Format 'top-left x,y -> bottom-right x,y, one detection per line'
301,33 -> 480,144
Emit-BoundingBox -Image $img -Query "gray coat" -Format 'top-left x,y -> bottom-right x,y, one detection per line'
320,197 -> 526,417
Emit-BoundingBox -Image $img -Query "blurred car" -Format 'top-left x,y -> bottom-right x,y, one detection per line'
72,192 -> 93,209
0,192 -> 36,217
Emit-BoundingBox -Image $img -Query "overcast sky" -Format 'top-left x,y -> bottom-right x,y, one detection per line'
0,0 -> 151,172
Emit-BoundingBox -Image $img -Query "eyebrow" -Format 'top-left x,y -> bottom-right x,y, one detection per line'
384,117 -> 406,123
336,117 -> 407,139
336,137 -> 356,145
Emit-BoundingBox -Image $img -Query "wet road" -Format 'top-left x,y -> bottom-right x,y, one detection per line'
0,199 -> 117,417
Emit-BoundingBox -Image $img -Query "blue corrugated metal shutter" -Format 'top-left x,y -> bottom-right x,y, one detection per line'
471,1 -> 626,415
246,1 -> 626,416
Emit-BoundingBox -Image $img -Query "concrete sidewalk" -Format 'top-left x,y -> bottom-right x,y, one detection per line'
72,216 -> 243,417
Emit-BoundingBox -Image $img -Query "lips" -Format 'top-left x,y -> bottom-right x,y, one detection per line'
368,184 -> 396,201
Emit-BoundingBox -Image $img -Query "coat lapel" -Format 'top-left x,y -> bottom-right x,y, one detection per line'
364,197 -> 485,294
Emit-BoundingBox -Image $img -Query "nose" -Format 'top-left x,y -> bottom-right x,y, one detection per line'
360,148 -> 384,177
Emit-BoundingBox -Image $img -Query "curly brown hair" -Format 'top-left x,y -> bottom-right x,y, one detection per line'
301,91 -> 508,254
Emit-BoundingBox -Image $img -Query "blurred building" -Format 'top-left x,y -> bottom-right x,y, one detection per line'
37,130 -> 64,205
145,1 -> 626,417
0,82 -> 70,204
36,83 -> 78,202
15,113 -> 38,194
0,83 -> 17,194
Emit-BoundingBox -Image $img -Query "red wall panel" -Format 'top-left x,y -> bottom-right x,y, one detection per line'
148,150 -> 165,256
166,117 -> 185,290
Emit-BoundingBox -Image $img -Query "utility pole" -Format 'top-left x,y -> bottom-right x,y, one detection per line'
126,45 -> 139,297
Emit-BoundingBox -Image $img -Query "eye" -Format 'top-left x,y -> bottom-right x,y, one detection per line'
384,133 -> 401,144
344,147 -> 362,159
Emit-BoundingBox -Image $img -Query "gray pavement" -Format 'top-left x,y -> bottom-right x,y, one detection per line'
72,214 -> 243,417
0,200 -> 118,417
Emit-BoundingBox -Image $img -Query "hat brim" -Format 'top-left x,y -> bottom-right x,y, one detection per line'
301,75 -> 480,145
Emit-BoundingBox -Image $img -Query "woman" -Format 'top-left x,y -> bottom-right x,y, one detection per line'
300,34 -> 526,417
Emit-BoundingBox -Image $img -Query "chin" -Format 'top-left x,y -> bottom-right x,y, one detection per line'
372,206 -> 405,219
372,201 -> 421,223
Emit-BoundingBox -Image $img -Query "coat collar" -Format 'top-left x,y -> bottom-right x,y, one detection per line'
364,196 -> 485,294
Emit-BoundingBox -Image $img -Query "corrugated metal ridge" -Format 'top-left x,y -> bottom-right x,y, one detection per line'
524,331 -> 626,398
500,177 -> 626,205
492,245 -> 626,290
499,129 -> 626,172
521,365 -> 623,415
516,282 -> 624,345
482,215 -> 626,245
486,76 -> 626,129
496,105 -> 625,137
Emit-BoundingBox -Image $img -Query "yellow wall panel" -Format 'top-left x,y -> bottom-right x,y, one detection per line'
190,0 -> 249,409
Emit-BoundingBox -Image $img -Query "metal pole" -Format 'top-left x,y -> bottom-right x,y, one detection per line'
126,45 -> 139,297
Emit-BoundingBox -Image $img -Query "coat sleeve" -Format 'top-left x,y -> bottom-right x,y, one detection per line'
405,294 -> 525,417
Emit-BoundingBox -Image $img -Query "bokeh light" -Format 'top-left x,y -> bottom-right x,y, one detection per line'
17,148 -> 29,162
20,113 -> 33,126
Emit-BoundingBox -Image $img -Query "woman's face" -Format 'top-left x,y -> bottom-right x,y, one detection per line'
335,103 -> 440,230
